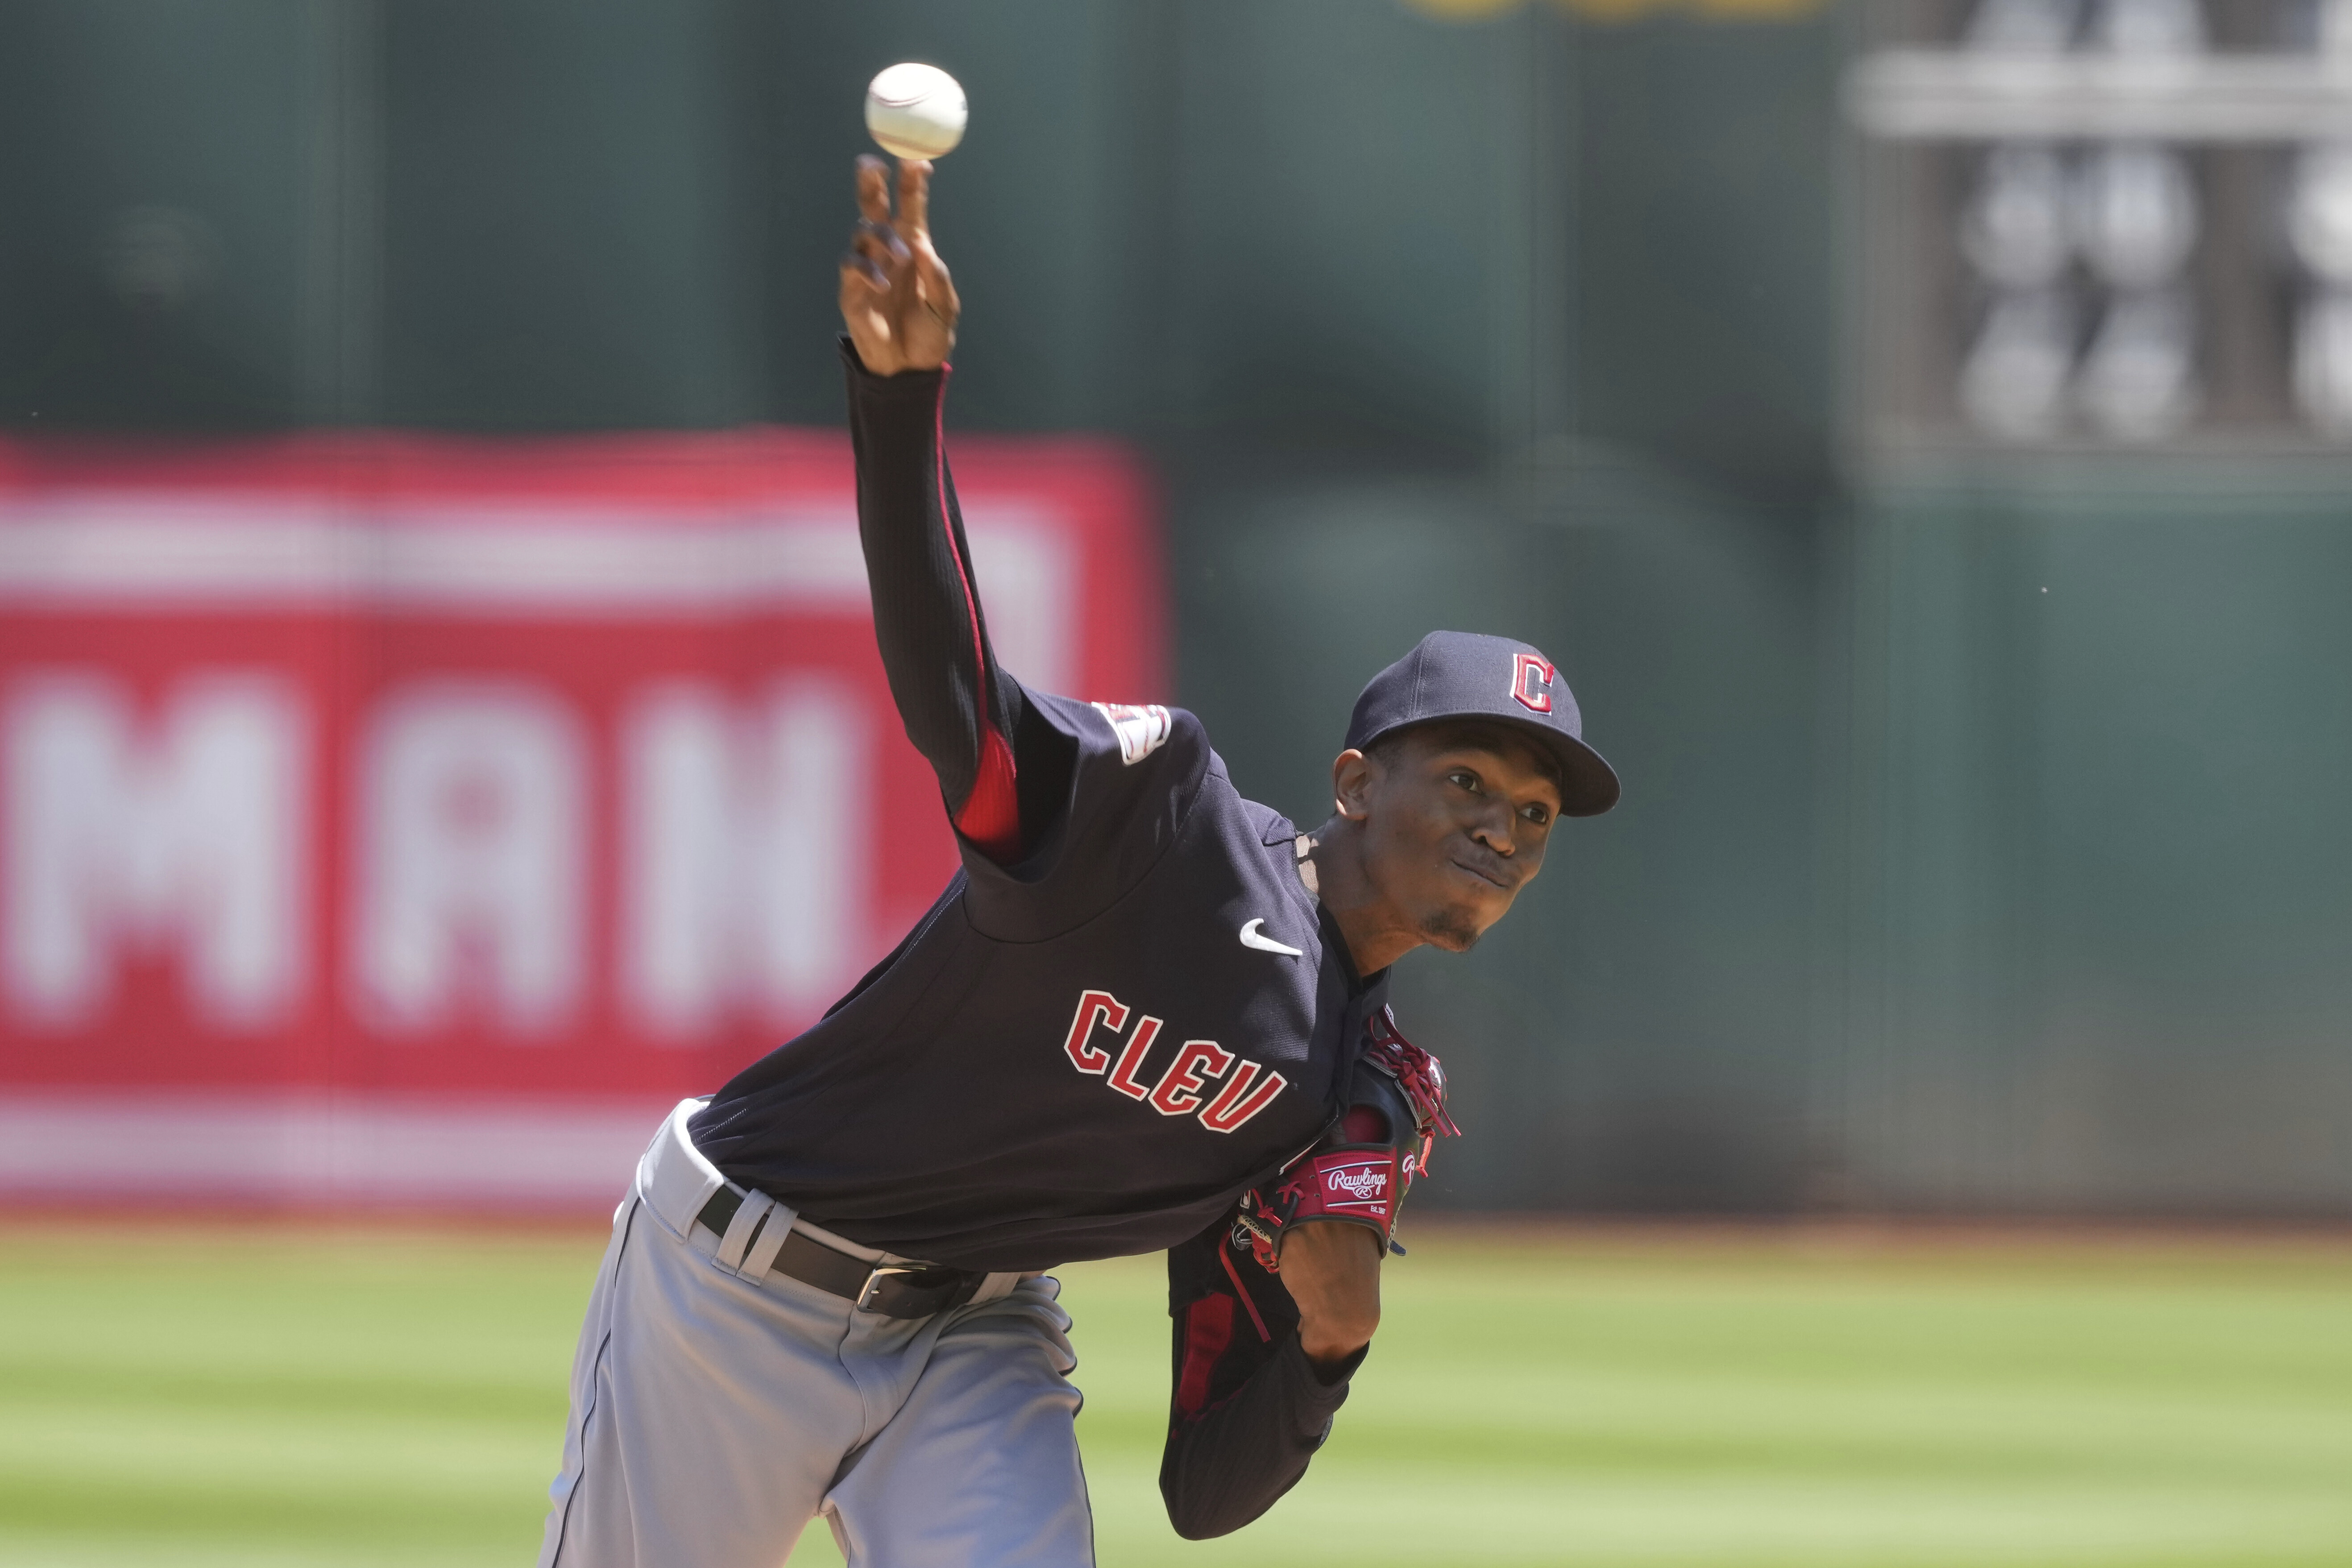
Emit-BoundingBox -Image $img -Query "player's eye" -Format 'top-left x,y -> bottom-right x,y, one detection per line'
1521,801 -> 1552,825
1447,769 -> 1480,792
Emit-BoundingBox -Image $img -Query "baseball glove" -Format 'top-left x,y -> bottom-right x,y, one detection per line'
1232,1006 -> 1459,1272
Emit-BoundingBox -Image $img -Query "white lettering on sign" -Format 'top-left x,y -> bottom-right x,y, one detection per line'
349,681 -> 587,1036
620,678 -> 868,1039
1,671 -> 307,1029
965,519 -> 1073,692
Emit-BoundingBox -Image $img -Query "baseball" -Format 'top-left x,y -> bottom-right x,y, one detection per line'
865,63 -> 967,161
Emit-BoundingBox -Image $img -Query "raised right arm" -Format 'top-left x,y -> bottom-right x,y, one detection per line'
840,156 -> 1071,863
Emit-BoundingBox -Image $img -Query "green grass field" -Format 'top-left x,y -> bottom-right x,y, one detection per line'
0,1221 -> 2346,1568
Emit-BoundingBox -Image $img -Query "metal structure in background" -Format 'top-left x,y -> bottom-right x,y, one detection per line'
1831,0 -> 2352,1221
1850,0 -> 2352,448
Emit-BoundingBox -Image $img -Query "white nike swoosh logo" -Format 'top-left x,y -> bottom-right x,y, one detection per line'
1238,918 -> 1304,957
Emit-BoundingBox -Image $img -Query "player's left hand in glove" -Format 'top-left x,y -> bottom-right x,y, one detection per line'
1232,1006 -> 1459,1274
1234,1145 -> 1401,1273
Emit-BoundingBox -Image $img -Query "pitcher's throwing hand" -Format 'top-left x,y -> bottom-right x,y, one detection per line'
839,155 -> 956,375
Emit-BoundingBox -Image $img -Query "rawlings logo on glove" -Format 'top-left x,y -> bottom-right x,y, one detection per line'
1233,1145 -> 1401,1272
1322,1159 -> 1390,1205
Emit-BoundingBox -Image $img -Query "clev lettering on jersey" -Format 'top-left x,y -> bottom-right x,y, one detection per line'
1058,987 -> 1286,1133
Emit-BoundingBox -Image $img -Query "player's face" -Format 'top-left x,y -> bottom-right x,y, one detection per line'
1359,728 -> 1561,952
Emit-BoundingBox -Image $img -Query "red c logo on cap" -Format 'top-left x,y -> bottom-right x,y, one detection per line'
1511,653 -> 1556,714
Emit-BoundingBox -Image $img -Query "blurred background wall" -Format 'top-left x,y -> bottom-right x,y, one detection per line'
0,0 -> 2344,1218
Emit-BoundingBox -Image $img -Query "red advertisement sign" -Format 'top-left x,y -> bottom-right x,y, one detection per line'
0,430 -> 1160,1205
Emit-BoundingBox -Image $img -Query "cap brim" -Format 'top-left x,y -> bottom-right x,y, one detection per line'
1477,715 -> 1616,817
1541,730 -> 1620,817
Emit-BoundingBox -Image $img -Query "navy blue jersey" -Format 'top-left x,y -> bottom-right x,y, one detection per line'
689,688 -> 1390,1273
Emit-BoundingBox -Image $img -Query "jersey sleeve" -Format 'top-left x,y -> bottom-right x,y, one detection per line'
843,340 -> 1075,863
1157,1212 -> 1365,1541
950,690 -> 1215,941
1156,1046 -> 1431,1537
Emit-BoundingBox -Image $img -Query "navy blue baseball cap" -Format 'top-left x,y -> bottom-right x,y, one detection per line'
1345,631 -> 1619,817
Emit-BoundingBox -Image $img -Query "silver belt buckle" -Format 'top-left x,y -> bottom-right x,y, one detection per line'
856,1262 -> 924,1312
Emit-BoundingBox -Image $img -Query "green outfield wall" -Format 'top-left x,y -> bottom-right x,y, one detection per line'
2,0 -> 2343,1214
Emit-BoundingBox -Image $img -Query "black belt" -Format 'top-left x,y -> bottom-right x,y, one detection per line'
695,1186 -> 987,1319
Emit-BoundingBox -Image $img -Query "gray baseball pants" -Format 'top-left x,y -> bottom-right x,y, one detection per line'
537,1099 -> 1095,1568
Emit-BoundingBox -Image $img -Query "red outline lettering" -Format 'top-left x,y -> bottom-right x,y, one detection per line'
1197,1060 -> 1287,1133
1511,652 -> 1556,714
1061,989 -> 1129,1075
1147,1038 -> 1236,1117
1106,1015 -> 1163,1099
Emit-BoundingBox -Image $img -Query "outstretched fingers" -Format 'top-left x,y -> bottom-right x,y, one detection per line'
855,154 -> 894,226
890,160 -> 957,329
840,152 -> 952,369
849,156 -> 919,290
853,218 -> 908,271
895,159 -> 933,240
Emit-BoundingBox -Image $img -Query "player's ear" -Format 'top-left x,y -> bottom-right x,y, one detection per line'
1332,748 -> 1378,822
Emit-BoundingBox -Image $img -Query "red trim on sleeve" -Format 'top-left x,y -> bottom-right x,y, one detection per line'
928,365 -> 1021,863
1176,1293 -> 1236,1416
954,722 -> 1021,860
1217,1243 -> 1273,1343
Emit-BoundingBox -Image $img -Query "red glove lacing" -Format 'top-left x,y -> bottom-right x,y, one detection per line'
1361,1004 -> 1460,1176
